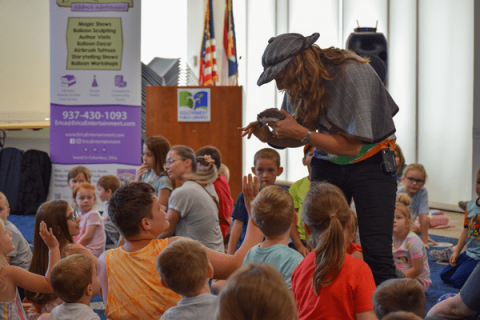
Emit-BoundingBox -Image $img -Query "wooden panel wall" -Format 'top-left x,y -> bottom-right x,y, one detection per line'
145,86 -> 243,201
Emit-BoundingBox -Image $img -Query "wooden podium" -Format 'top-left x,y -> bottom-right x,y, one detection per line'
145,86 -> 243,200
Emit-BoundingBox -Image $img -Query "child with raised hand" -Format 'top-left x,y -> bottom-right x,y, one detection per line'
97,178 -> 263,320
227,148 -> 283,254
38,254 -> 101,320
216,262 -> 297,320
372,278 -> 426,319
438,167 -> 480,289
96,175 -> 122,244
156,238 -> 217,320
243,185 -> 304,289
288,144 -> 314,257
291,182 -> 376,320
393,194 -> 431,291
345,210 -> 363,261
0,192 -> 32,270
0,219 -> 60,319
397,163 -> 436,248
137,136 -> 173,207
73,182 -> 105,257
26,200 -> 98,319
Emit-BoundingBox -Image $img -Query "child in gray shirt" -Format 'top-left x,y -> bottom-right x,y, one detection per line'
156,238 -> 217,320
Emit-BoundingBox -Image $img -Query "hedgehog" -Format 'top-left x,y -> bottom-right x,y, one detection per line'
257,108 -> 286,128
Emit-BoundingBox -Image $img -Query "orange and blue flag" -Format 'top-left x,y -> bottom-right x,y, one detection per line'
199,0 -> 218,86
223,0 -> 238,85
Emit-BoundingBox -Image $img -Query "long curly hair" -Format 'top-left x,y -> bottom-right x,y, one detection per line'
282,45 -> 369,123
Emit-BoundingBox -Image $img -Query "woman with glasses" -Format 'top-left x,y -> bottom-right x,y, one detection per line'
158,145 -> 224,253
25,200 -> 97,319
397,163 -> 437,248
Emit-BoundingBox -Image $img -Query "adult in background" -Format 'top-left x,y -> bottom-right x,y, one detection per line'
241,32 -> 399,285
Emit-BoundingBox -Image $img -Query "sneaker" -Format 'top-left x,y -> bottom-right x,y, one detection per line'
429,247 -> 453,261
458,201 -> 468,211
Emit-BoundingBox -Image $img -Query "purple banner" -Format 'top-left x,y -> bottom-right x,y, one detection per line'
50,104 -> 141,165
72,3 -> 129,12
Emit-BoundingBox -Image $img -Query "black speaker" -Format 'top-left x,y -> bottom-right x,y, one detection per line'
346,27 -> 388,85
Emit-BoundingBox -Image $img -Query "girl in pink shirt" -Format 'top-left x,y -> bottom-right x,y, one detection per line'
73,182 -> 105,257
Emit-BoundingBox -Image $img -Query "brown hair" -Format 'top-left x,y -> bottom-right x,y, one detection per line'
372,279 -> 426,319
156,238 -> 208,297
382,311 -> 423,320
282,45 -> 369,123
216,262 -> 297,320
251,185 -> 294,238
302,182 -> 351,294
402,164 -> 427,182
97,175 -> 121,194
0,192 -> 9,208
108,182 -> 155,238
170,145 -> 218,185
72,182 -> 97,205
26,200 -> 73,305
196,145 -> 222,170
50,254 -> 93,303
67,166 -> 92,183
144,136 -> 171,176
253,148 -> 281,168
394,144 -> 405,176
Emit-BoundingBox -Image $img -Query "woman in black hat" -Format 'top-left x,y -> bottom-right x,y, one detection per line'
241,32 -> 399,285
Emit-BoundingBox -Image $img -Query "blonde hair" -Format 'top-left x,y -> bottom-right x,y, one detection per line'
349,210 -> 358,235
0,192 -> 9,209
72,182 -> 97,204
218,164 -> 230,181
0,219 -> 8,292
216,262 -> 297,320
253,148 -> 281,168
156,238 -> 209,297
251,186 -> 294,237
396,193 -> 412,226
170,145 -> 218,185
402,164 -> 427,181
50,254 -> 93,303
302,182 -> 351,294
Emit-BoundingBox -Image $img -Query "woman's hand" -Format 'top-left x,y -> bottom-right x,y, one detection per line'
239,121 -> 274,142
243,174 -> 260,218
39,221 -> 59,250
273,110 -> 307,140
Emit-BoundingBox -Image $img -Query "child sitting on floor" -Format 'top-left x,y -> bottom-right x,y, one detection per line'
393,194 -> 431,291
97,179 -> 263,320
438,167 -> 480,289
243,185 -> 304,289
156,238 -> 217,320
345,210 -> 363,261
96,175 -> 122,244
73,183 -> 105,257
372,278 -> 426,319
216,262 -> 297,320
39,254 -> 101,320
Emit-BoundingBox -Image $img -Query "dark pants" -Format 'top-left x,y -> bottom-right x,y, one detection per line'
311,152 -> 397,285
440,253 -> 479,289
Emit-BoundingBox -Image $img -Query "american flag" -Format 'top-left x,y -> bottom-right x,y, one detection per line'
199,0 -> 218,86
222,0 -> 238,86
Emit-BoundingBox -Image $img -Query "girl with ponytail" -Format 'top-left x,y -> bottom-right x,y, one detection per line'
291,182 -> 377,320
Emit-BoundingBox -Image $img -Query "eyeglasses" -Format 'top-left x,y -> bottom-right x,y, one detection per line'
406,177 -> 425,184
66,212 -> 79,222
163,158 -> 185,170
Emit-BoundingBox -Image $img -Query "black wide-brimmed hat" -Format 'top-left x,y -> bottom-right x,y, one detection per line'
257,32 -> 320,86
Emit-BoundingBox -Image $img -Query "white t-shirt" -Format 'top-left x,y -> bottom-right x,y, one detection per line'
50,303 -> 100,320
